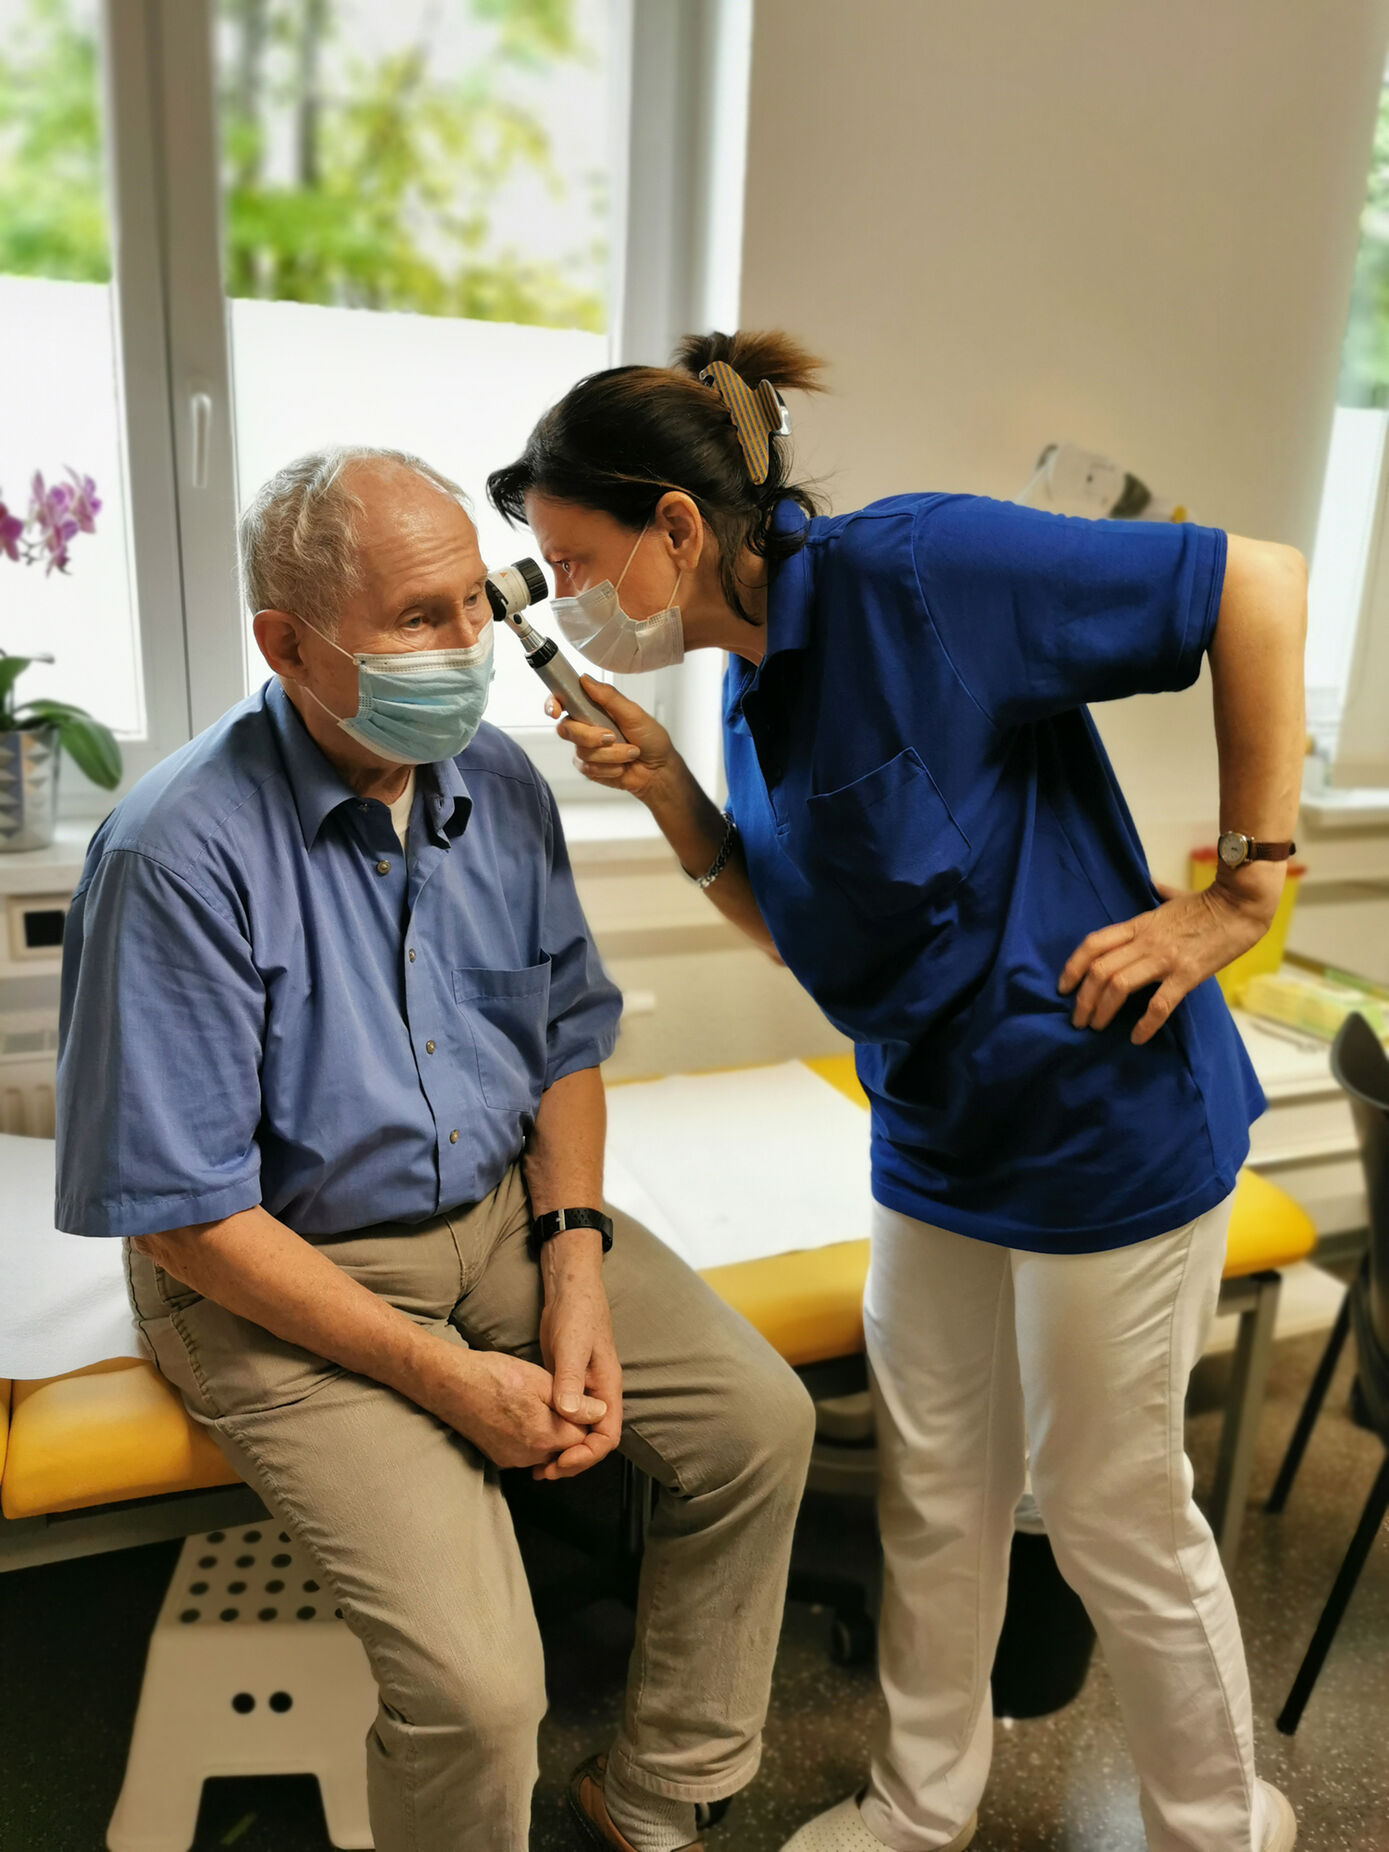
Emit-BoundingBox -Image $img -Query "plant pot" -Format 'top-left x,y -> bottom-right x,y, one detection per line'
0,725 -> 61,852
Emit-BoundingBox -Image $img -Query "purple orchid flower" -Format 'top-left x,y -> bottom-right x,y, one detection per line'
29,471 -> 82,574
65,468 -> 102,534
1,469 -> 100,572
0,496 -> 23,562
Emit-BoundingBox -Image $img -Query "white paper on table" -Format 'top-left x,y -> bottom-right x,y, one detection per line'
603,1062 -> 872,1271
0,1134 -> 142,1378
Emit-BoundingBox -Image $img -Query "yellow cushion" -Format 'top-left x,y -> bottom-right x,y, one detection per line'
1225,1166 -> 1317,1277
0,1380 -> 9,1484
701,1241 -> 871,1367
1,1356 -> 238,1521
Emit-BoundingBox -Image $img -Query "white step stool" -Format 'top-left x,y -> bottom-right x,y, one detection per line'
107,1524 -> 377,1851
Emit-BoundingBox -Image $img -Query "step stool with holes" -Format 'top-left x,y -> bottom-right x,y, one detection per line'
106,1524 -> 377,1852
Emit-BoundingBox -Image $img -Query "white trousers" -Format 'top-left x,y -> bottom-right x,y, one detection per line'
860,1196 -> 1269,1852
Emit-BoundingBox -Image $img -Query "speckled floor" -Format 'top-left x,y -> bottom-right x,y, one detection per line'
2,1316 -> 1386,1852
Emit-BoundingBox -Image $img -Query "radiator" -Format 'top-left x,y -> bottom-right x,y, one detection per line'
1,1012 -> 59,1138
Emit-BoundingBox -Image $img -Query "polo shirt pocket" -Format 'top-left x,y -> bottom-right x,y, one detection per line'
453,958 -> 552,1110
803,748 -> 969,919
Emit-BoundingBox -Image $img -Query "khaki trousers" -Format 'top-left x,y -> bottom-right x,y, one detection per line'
125,1164 -> 815,1852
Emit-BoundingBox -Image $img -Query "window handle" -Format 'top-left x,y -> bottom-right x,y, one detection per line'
189,390 -> 214,490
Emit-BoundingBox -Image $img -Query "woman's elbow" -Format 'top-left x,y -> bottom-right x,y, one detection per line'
1220,535 -> 1307,645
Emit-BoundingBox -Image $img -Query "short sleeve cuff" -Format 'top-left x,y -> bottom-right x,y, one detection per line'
54,1174 -> 263,1241
1175,524 -> 1228,687
543,1023 -> 620,1093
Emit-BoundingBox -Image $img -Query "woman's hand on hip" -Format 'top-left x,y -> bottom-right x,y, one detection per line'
1058,867 -> 1283,1045
547,676 -> 675,802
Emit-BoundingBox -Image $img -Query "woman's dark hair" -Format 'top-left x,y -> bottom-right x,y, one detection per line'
486,330 -> 826,622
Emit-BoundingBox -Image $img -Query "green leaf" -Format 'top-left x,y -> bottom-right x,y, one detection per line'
51,711 -> 123,789
0,656 -> 35,715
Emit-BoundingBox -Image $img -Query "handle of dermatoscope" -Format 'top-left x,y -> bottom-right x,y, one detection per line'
532,648 -> 627,741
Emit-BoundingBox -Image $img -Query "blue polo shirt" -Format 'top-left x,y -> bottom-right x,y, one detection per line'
55,680 -> 622,1240
724,496 -> 1264,1253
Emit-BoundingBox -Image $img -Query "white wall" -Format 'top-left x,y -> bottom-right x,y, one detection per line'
738,0 -> 1389,888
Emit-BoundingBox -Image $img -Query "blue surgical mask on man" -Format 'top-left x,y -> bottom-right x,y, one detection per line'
288,618 -> 495,765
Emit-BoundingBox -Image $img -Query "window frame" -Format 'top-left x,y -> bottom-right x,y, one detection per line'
65,0 -> 748,819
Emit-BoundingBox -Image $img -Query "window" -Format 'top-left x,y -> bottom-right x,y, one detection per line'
0,0 -> 145,737
0,0 -> 747,812
212,0 -> 614,733
1307,59 -> 1389,790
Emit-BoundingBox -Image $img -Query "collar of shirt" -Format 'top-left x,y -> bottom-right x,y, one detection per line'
262,677 -> 473,851
728,499 -> 817,724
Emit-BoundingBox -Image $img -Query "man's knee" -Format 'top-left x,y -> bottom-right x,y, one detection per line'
727,1352 -> 817,1489
380,1623 -> 547,1749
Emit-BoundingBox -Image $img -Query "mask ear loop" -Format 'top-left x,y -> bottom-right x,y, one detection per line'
255,608 -> 357,722
614,522 -> 686,619
612,524 -> 650,596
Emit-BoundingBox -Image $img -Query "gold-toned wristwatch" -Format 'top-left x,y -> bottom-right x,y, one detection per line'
1216,832 -> 1296,869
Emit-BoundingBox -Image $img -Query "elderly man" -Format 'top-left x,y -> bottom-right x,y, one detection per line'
55,446 -> 814,1852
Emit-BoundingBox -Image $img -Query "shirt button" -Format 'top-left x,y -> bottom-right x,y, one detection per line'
375,859 -> 391,875
408,949 -> 416,962
425,1040 -> 436,1054
449,1129 -> 459,1144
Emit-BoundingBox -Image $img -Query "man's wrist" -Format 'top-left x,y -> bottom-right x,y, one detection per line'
539,1226 -> 605,1292
383,1317 -> 471,1412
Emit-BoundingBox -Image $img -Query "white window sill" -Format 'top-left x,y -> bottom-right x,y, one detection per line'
1300,788 -> 1389,830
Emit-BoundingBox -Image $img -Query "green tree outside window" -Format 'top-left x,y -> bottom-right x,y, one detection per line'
0,0 -> 607,332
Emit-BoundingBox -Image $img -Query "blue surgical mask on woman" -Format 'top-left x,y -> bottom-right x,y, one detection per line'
290,618 -> 495,765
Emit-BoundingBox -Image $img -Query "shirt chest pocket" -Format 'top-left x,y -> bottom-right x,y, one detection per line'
799,747 -> 970,920
452,958 -> 552,1110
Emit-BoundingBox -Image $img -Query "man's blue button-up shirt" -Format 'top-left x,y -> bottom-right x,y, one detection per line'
55,679 -> 622,1240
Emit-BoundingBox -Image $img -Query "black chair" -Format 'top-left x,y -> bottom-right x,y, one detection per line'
1266,1012 -> 1389,1734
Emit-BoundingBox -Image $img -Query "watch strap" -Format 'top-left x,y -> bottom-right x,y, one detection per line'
530,1206 -> 614,1255
1218,831 -> 1297,867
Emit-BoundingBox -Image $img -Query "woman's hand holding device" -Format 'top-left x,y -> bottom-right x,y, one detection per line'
548,677 -> 675,801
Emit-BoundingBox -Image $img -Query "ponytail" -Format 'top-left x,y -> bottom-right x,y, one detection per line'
486,330 -> 827,622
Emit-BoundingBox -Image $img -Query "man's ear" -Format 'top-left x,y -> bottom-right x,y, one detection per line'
653,491 -> 705,573
253,608 -> 308,678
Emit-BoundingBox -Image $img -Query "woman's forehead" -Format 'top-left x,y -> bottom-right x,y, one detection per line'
525,494 -> 628,553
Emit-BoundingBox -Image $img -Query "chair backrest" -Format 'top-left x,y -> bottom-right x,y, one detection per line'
1331,1012 -> 1389,1353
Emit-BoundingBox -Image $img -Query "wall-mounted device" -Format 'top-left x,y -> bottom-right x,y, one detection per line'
4,891 -> 70,971
486,558 -> 627,741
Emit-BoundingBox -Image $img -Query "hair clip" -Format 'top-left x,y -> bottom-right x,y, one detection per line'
700,361 -> 792,485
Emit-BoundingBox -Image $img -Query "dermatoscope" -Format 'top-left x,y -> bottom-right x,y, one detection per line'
485,558 -> 627,741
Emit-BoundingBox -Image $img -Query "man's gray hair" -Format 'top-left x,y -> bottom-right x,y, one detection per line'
238,445 -> 470,631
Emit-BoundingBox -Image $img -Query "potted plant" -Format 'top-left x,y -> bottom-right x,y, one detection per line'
1,469 -> 122,850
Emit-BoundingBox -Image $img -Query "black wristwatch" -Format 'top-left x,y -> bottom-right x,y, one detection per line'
530,1206 -> 614,1257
